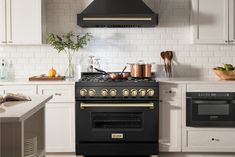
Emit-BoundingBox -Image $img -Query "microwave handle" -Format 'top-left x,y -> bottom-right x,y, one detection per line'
192,100 -> 228,104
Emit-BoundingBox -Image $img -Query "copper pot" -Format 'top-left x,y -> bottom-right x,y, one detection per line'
129,63 -> 143,78
143,64 -> 152,78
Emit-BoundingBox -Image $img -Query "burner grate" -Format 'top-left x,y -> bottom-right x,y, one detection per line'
79,72 -> 155,83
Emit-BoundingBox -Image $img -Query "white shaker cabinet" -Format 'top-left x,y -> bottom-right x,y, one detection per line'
0,0 -> 45,45
229,0 -> 235,43
0,0 -> 7,44
0,85 -> 37,95
45,102 -> 75,152
38,85 -> 75,153
191,0 -> 228,44
159,83 -> 185,152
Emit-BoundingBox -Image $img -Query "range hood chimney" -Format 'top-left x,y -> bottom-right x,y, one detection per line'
77,0 -> 158,28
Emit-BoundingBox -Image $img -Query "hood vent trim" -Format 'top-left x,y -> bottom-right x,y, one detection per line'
77,0 -> 158,28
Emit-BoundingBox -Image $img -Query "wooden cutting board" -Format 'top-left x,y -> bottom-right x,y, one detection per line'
29,76 -> 66,81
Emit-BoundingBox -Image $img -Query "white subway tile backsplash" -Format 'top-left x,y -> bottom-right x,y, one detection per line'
0,0 -> 234,78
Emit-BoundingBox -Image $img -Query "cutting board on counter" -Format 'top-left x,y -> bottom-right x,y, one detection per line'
29,76 -> 65,81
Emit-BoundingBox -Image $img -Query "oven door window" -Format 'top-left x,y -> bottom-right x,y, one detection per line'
92,112 -> 142,129
192,100 -> 234,121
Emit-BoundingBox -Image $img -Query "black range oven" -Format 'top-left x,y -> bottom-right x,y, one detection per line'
186,92 -> 235,127
75,73 -> 159,156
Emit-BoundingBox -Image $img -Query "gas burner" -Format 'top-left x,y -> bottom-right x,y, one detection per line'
79,72 -> 155,83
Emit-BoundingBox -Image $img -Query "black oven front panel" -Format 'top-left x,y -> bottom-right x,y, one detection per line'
76,101 -> 158,142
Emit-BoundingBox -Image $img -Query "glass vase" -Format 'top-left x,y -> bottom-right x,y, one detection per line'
65,51 -> 75,78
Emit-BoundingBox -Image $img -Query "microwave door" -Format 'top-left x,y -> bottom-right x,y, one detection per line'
187,98 -> 235,127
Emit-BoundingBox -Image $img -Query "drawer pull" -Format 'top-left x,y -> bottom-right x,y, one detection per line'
168,90 -> 176,94
55,93 -> 62,96
211,138 -> 220,142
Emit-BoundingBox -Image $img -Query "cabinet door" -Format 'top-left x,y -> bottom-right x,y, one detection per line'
159,84 -> 183,152
229,0 -> 235,43
191,0 -> 228,44
38,85 -> 75,103
9,0 -> 42,44
1,85 -> 37,95
0,0 -> 7,44
45,103 -> 75,152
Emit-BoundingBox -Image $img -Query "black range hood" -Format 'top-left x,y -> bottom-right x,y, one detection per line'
77,0 -> 158,28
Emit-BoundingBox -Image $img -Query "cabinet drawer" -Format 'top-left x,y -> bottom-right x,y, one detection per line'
38,85 -> 74,103
186,130 -> 235,152
160,85 -> 182,100
0,85 -> 37,95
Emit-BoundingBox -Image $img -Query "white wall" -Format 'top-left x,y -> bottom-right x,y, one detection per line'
0,0 -> 235,78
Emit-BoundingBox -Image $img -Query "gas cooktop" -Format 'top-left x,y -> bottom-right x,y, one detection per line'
79,72 -> 156,83
76,72 -> 158,99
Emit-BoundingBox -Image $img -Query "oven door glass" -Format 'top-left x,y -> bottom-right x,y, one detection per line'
76,102 -> 158,142
192,100 -> 235,121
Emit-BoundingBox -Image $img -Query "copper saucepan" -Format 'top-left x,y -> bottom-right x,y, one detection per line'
128,62 -> 155,78
95,68 -> 129,80
128,63 -> 143,78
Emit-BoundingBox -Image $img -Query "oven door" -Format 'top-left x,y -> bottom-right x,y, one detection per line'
187,98 -> 235,127
76,102 -> 158,142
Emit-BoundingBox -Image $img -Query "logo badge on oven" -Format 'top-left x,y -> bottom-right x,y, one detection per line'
111,133 -> 124,139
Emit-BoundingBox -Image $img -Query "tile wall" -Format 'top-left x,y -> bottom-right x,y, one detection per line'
0,0 -> 234,78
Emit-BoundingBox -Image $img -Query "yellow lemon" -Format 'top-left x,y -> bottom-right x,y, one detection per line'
48,67 -> 57,78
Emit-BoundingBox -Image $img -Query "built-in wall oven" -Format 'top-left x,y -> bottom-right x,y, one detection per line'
186,92 -> 235,127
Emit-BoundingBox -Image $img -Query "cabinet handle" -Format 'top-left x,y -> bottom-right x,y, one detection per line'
55,93 -> 62,96
168,90 -> 176,94
211,138 -> 220,142
225,40 -> 228,43
160,100 -> 163,103
229,40 -> 234,42
1,41 -> 7,43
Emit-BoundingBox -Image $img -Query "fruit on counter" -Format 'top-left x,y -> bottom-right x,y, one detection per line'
214,64 -> 235,71
48,67 -> 57,77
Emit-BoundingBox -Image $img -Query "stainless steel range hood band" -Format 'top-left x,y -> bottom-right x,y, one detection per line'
83,17 -> 152,21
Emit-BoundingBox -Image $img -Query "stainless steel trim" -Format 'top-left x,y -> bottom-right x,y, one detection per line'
83,17 -> 152,21
80,103 -> 154,109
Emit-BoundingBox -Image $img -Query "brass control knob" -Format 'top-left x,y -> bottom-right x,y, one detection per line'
147,89 -> 155,97
80,88 -> 87,97
131,89 -> 138,97
101,89 -> 109,97
110,89 -> 117,97
122,89 -> 129,97
139,89 -> 146,97
88,89 -> 96,97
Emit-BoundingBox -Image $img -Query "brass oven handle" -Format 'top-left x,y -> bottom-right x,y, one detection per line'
80,103 -> 154,109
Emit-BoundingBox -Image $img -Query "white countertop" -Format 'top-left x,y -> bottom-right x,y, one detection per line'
0,78 -> 75,85
1,77 -> 235,85
0,95 -> 53,122
157,77 -> 235,84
